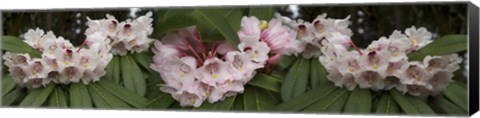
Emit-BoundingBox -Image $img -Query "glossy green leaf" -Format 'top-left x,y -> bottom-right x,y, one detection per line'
443,81 -> 468,111
120,55 -> 147,97
280,58 -> 311,101
19,83 -> 56,107
390,89 -> 435,115
310,58 -> 328,89
194,95 -> 236,111
97,79 -> 150,108
153,8 -> 197,35
146,92 -> 175,109
105,55 -> 118,83
344,88 -> 372,113
302,89 -> 350,112
87,84 -> 130,109
195,8 -> 241,49
232,94 -> 244,111
432,97 -> 467,115
277,55 -> 296,70
274,84 -> 337,111
408,35 -> 467,61
2,76 -> 16,97
243,86 -> 278,111
70,83 -> 93,108
132,51 -> 154,72
249,6 -> 273,20
1,36 -> 42,58
247,73 -> 281,92
195,8 -> 243,43
2,88 -> 25,106
47,86 -> 68,108
375,93 -> 401,114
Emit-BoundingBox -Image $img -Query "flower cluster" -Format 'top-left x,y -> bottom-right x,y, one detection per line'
3,28 -> 113,88
85,12 -> 154,55
275,13 -> 353,58
319,26 -> 462,97
150,16 -> 296,107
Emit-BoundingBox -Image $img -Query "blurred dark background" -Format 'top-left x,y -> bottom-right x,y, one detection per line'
1,3 -> 467,48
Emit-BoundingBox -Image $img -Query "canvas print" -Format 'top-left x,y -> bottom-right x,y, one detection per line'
0,2 -> 469,116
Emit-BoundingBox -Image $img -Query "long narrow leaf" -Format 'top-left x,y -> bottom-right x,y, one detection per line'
432,97 -> 467,115
70,83 -> 93,108
390,89 -> 435,115
243,86 -> 278,111
2,88 -> 25,106
19,83 -> 56,107
47,86 -> 68,108
344,88 -> 372,113
195,8 -> 241,49
443,81 -> 468,111
2,76 -> 16,97
375,93 -> 401,114
274,84 -> 337,111
97,79 -> 149,108
120,55 -> 147,97
146,92 -> 175,109
248,6 -> 274,20
302,89 -> 349,112
247,73 -> 281,92
281,58 -> 310,101
1,36 -> 42,58
408,35 -> 467,61
87,84 -> 130,109
194,95 -> 236,111
310,58 -> 328,89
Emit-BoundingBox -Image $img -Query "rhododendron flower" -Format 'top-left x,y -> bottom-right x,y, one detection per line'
318,26 -> 462,96
85,12 -> 154,55
3,28 -> 113,88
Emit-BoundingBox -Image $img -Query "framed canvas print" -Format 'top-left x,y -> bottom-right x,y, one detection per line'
1,0 -> 478,117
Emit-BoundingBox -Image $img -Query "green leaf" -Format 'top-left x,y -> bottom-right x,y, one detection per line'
232,93 -> 244,111
302,89 -> 350,112
375,93 -> 401,114
2,88 -> 25,106
195,8 -> 241,49
70,83 -> 93,108
247,73 -> 281,92
249,6 -> 273,20
280,58 -> 311,101
408,35 -> 467,61
105,55 -> 118,83
443,81 -> 468,111
87,84 -> 130,109
243,86 -> 279,111
146,92 -> 175,109
344,88 -> 372,113
276,55 -> 296,70
132,51 -> 154,72
389,89 -> 435,115
196,8 -> 244,42
310,58 -> 328,89
112,56 -> 121,84
1,36 -> 42,58
274,84 -> 337,111
432,97 -> 467,115
2,76 -> 16,97
47,86 -> 68,108
194,96 -> 236,111
120,55 -> 147,97
153,8 -> 197,35
19,83 -> 56,107
97,79 -> 150,108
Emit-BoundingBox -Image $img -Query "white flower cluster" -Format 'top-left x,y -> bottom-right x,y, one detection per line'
150,16 -> 297,107
85,12 -> 154,55
275,13 -> 353,58
319,26 -> 462,97
3,28 -> 113,88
